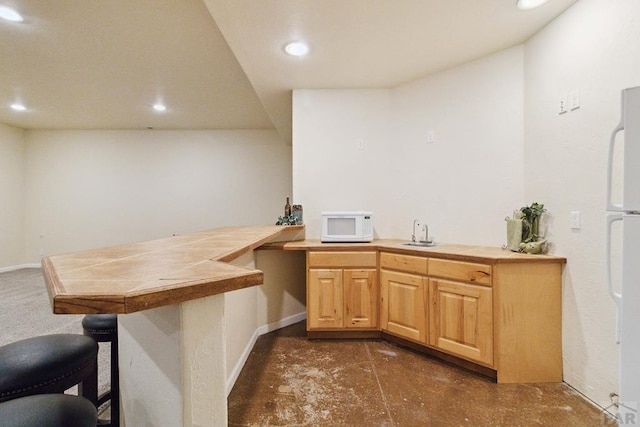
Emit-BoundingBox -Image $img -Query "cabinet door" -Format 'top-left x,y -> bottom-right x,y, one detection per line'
429,278 -> 493,365
308,269 -> 343,329
380,270 -> 427,343
344,269 -> 378,329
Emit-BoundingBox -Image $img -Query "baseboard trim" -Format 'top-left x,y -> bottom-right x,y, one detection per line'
226,311 -> 307,397
0,263 -> 41,273
255,311 -> 307,337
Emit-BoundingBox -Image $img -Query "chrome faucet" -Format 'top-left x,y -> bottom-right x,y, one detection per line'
412,219 -> 431,243
422,224 -> 430,243
412,219 -> 420,242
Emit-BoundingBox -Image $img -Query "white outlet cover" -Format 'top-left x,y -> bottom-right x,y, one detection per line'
559,95 -> 568,114
426,131 -> 435,143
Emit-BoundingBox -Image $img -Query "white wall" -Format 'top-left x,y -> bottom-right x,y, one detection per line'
523,0 -> 640,409
23,129 -> 291,260
21,129 -> 302,397
226,251 -> 259,389
292,5 -> 640,409
293,90 -> 391,238
255,250 -> 306,328
0,123 -> 26,269
389,46 -> 524,244
293,46 -> 524,245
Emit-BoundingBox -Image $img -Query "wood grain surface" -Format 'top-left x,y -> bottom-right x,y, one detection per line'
42,225 -> 304,314
267,239 -> 567,264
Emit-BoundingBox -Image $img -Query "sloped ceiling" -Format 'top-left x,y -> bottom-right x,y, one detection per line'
0,0 -> 576,141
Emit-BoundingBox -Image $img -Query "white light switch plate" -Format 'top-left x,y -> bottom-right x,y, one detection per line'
570,211 -> 581,229
569,90 -> 580,110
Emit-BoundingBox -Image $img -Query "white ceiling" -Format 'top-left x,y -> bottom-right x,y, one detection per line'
1,0 -> 577,141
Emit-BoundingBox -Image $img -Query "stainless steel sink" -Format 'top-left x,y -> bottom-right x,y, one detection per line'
402,241 -> 438,247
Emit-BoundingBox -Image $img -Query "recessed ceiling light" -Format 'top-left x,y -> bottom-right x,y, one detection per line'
10,103 -> 26,111
283,41 -> 309,57
0,6 -> 24,22
516,0 -> 550,10
152,103 -> 167,112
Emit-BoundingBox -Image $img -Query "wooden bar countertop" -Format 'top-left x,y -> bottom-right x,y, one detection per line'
42,225 -> 305,315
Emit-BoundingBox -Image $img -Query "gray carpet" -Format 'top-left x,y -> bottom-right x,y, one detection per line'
0,268 -> 110,396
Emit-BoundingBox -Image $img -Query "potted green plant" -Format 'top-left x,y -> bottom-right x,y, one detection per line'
518,202 -> 547,254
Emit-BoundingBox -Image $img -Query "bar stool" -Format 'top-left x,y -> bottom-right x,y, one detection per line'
82,314 -> 119,427
0,334 -> 98,404
0,394 -> 98,427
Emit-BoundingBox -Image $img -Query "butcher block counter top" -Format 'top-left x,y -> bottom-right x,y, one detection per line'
42,225 -> 305,314
262,239 -> 567,265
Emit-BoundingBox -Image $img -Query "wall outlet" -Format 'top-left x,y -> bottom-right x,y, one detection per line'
559,95 -> 568,114
356,138 -> 364,150
426,131 -> 435,143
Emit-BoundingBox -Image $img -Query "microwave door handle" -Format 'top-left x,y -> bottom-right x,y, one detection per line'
607,213 -> 623,343
607,118 -> 625,211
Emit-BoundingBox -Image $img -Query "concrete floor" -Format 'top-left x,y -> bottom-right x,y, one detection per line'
228,321 -> 614,426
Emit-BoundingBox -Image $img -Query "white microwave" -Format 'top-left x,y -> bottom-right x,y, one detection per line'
321,211 -> 373,243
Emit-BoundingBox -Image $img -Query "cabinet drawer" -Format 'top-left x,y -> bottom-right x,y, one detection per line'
308,251 -> 377,268
428,259 -> 492,286
380,252 -> 428,275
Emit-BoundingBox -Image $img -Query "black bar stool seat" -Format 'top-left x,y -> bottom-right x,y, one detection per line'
0,334 -> 98,403
0,394 -> 98,427
82,314 -> 119,427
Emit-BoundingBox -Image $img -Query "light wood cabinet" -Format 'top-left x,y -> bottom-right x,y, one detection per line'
343,269 -> 378,328
380,269 -> 427,343
429,278 -> 493,365
428,258 -> 492,286
307,251 -> 377,330
379,252 -> 429,343
380,252 -> 428,275
492,262 -> 562,383
306,245 -> 563,384
427,258 -> 493,365
307,269 -> 343,329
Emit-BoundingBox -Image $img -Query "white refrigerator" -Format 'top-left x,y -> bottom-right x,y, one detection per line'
607,86 -> 640,424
